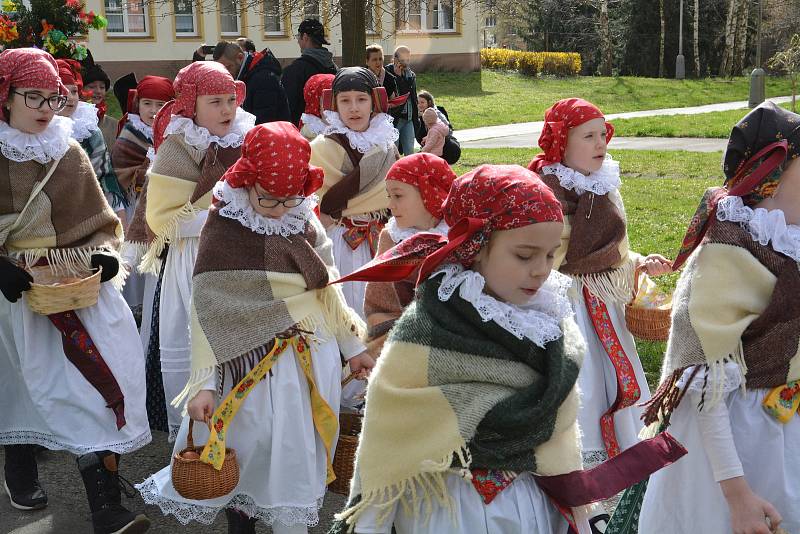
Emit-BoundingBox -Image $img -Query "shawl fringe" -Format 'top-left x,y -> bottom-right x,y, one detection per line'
317,284 -> 367,340
138,201 -> 197,275
172,366 -> 215,415
12,246 -> 127,291
121,241 -> 148,272
574,257 -> 636,304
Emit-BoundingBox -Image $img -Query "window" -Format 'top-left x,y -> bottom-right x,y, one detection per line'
365,0 -> 376,34
219,0 -> 241,36
396,0 -> 454,32
485,15 -> 496,28
264,0 -> 283,34
174,0 -> 198,36
105,0 -> 149,36
303,0 -> 320,20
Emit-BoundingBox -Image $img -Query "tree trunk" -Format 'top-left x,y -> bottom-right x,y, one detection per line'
659,0 -> 665,77
720,0 -> 738,77
693,0 -> 701,76
732,0 -> 749,74
599,0 -> 612,76
340,0 -> 367,68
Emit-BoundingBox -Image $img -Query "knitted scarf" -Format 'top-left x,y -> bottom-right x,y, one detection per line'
0,142 -> 124,287
112,122 -> 151,193
173,196 -> 365,409
138,134 -> 240,274
644,219 -> 800,426
332,272 -> 584,532
311,133 -> 396,220
542,173 -> 636,303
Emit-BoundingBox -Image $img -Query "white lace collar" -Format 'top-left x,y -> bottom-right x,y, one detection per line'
68,101 -> 100,142
541,156 -> 621,196
212,180 -> 318,236
164,107 -> 255,151
386,216 -> 449,243
127,113 -> 153,141
300,113 -> 328,137
716,195 -> 800,262
0,115 -> 72,164
321,110 -> 399,154
432,263 -> 574,348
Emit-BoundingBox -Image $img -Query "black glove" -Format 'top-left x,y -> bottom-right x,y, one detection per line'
90,253 -> 119,283
0,256 -> 32,303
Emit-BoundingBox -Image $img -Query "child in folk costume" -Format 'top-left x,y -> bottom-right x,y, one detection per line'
363,152 -> 454,357
138,61 -> 254,441
81,54 -> 118,152
55,59 -> 127,218
310,66 -> 400,319
528,99 -> 671,470
113,75 -> 173,321
137,122 -> 375,534
0,48 -> 151,534
299,73 -> 334,141
638,102 -> 800,534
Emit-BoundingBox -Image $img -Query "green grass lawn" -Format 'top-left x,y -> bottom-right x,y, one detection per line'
418,71 -> 794,130
457,147 -> 722,387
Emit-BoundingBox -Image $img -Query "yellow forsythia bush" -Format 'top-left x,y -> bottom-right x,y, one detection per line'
480,48 -> 581,77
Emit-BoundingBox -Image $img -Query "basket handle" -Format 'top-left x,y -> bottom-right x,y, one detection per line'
185,417 -> 212,450
632,264 -> 646,300
342,371 -> 358,388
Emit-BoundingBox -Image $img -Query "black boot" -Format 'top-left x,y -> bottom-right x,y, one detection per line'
3,445 -> 47,510
77,452 -> 150,534
225,508 -> 257,534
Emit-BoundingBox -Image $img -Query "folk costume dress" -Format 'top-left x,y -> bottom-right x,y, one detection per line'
299,73 -> 334,141
139,61 -> 254,441
530,99 -> 651,469
0,80 -> 150,453
639,102 -> 800,533
138,122 -> 367,529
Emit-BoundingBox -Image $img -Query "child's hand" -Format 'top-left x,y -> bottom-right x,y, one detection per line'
722,477 -> 782,534
187,390 -> 216,423
348,351 -> 376,380
641,253 -> 672,276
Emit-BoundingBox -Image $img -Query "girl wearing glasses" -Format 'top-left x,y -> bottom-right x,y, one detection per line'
0,48 -> 151,533
138,122 -> 374,534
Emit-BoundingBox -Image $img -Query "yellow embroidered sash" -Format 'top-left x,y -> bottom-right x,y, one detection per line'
763,380 -> 800,423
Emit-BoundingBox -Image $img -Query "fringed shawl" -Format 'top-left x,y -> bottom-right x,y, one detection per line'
112,122 -> 151,194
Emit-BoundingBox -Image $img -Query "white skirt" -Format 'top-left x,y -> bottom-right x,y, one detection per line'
570,281 -> 651,467
121,200 -> 146,314
327,225 -> 372,321
639,367 -> 800,533
0,283 -> 151,454
355,472 -> 569,534
137,329 -> 343,527
138,272 -> 157,354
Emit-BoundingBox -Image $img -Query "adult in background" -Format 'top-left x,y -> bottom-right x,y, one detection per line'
236,37 -> 257,53
209,40 -> 290,124
282,18 -> 338,125
385,45 -> 419,156
417,90 -> 460,164
366,43 -> 397,101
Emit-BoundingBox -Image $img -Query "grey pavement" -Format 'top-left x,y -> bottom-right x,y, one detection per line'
0,434 -> 346,534
463,135 -> 728,152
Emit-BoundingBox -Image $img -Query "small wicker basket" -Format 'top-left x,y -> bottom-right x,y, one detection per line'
25,265 -> 101,315
329,372 -> 363,496
625,267 -> 672,342
171,419 -> 239,500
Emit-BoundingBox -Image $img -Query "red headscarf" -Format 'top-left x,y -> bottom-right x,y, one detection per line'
303,73 -> 334,118
56,59 -> 84,92
221,121 -> 324,197
528,98 -> 614,173
118,75 -> 175,135
0,48 -> 67,122
386,153 -> 456,219
152,61 -> 246,151
335,164 -> 563,286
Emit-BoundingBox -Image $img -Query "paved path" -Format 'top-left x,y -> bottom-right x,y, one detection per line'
464,135 -> 728,152
0,434 -> 346,534
455,95 -> 792,148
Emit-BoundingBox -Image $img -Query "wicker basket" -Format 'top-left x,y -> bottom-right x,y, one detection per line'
171,419 -> 239,500
625,267 -> 672,342
25,265 -> 101,315
329,411 -> 361,496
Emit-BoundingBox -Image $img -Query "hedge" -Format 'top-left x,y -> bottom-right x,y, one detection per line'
480,49 -> 581,77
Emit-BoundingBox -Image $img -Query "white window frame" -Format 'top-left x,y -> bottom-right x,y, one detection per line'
104,0 -> 150,37
173,0 -> 198,37
365,0 -> 377,35
219,0 -> 242,36
303,0 -> 320,21
263,0 -> 284,35
396,0 -> 455,33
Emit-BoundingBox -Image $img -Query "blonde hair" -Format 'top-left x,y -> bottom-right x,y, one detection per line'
422,107 -> 437,124
366,43 -> 384,59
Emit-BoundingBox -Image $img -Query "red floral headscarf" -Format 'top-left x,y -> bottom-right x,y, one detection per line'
56,59 -> 85,92
221,121 -> 324,198
303,73 -> 334,118
528,98 -> 614,173
386,153 -> 456,219
335,164 -> 563,286
0,48 -> 67,122
117,75 -> 175,135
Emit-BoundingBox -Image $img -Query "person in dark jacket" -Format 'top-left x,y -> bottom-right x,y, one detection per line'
211,41 -> 290,124
385,45 -> 419,156
366,43 -> 398,101
281,18 -> 339,126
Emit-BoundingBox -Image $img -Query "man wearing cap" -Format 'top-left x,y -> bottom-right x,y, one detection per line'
281,18 -> 339,126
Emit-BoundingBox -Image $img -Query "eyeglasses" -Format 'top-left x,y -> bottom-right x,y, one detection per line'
257,196 -> 305,209
10,90 -> 68,112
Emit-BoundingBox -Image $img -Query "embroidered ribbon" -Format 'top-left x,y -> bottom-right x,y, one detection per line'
48,311 -> 127,430
582,286 -> 642,458
763,380 -> 800,423
341,217 -> 383,255
469,469 -> 517,505
200,336 -> 338,484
